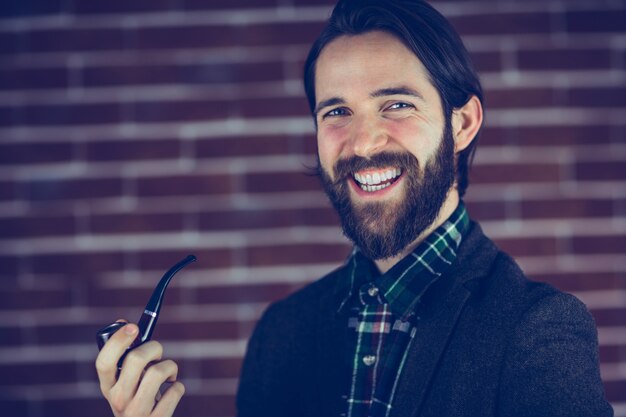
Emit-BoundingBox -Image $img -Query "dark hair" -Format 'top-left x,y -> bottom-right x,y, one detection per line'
303,0 -> 483,197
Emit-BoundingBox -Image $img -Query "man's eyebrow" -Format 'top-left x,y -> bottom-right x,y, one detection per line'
314,87 -> 424,116
314,97 -> 345,116
371,86 -> 425,101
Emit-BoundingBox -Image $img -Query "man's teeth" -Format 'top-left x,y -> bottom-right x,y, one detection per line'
354,168 -> 401,192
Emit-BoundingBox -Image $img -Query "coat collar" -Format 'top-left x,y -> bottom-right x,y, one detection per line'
312,221 -> 498,417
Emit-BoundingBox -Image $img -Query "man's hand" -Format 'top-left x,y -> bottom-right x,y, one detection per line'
95,321 -> 185,417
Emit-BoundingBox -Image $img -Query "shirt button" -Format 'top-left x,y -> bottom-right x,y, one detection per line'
362,355 -> 377,366
367,286 -> 379,297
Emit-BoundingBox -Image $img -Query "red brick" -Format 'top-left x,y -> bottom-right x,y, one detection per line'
72,0 -> 179,14
39,398 -> 112,417
450,12 -> 552,36
132,99 -> 231,122
196,283 -> 297,304
89,211 -> 184,234
182,0 -> 282,10
598,345 -> 621,363
134,25 -> 240,50
0,255 -> 20,276
302,132 -> 319,155
197,206 -> 339,231
464,200 -> 507,221
1,0 -> 66,18
240,22 -> 324,47
0,66 -> 68,90
280,0 -> 335,5
475,126 -> 511,147
0,362 -> 77,385
31,252 -> 125,275
0,181 -> 17,201
530,271 -> 626,293
82,61 -> 285,87
11,102 -> 122,126
156,320 -> 248,341
26,27 -> 126,53
604,380 -> 626,403
0,214 -> 76,239
27,177 -> 123,201
568,87 -> 626,108
176,394 -> 236,417
469,50 -> 502,73
590,308 -> 626,327
0,142 -> 74,165
133,22 -> 320,51
520,198 -> 615,219
195,135 -> 294,159
29,322 -> 104,346
0,400 -> 27,417
243,171 -> 321,193
136,173 -> 233,197
493,236 -> 559,257
565,10 -> 626,33
85,138 -> 181,162
239,96 -> 310,118
484,87 -> 559,109
571,235 -> 626,255
517,48 -> 613,71
470,162 -> 562,185
0,32 -> 20,55
246,243 -> 351,266
0,288 -> 73,310
0,105 -> 19,126
0,327 -> 22,346
180,357 -> 243,379
501,125 -> 614,147
575,161 -> 626,181
88,285 -> 187,308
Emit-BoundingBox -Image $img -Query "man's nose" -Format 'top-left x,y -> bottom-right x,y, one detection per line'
349,116 -> 388,158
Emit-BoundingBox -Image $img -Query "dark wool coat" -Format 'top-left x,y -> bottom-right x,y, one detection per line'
237,222 -> 613,417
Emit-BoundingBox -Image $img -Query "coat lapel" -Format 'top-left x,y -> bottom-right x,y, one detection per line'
390,222 -> 498,417
389,278 -> 472,417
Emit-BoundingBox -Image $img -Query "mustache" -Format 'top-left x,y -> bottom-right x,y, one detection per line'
328,152 -> 420,183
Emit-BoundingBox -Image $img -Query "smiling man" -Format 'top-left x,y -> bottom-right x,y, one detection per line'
95,1 -> 614,416
236,1 -> 613,417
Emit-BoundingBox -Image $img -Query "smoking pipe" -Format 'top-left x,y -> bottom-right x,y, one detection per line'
96,255 -> 197,364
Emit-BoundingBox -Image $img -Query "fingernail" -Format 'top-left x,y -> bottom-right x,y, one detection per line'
124,325 -> 138,335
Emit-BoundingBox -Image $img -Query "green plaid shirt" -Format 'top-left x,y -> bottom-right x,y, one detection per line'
338,203 -> 469,417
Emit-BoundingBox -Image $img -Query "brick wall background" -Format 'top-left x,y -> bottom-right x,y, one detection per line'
0,0 -> 624,416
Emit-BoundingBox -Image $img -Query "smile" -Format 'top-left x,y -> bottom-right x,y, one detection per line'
353,168 -> 402,192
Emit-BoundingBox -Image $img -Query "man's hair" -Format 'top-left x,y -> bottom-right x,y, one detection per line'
303,0 -> 483,197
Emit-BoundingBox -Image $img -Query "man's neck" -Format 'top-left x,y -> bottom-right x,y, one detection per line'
373,191 -> 460,274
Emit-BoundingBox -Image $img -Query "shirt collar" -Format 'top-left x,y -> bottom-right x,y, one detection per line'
336,202 -> 470,320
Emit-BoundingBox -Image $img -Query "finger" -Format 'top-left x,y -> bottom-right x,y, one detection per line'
113,340 -> 164,404
95,321 -> 138,394
152,381 -> 185,417
133,359 -> 179,415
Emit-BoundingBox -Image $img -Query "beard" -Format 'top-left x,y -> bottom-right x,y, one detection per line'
318,121 -> 456,261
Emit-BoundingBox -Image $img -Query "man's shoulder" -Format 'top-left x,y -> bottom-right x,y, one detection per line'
464,221 -> 583,315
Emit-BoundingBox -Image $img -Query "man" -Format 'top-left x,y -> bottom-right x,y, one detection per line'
95,1 -> 614,416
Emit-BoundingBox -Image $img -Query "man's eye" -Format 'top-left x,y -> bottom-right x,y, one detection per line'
323,107 -> 348,118
387,102 -> 413,111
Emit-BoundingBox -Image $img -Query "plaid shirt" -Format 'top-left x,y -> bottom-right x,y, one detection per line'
338,203 -> 469,417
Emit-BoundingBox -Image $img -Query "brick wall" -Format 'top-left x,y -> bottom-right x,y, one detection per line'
0,0 -> 624,416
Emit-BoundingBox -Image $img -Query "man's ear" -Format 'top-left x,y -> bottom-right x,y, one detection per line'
451,95 -> 483,153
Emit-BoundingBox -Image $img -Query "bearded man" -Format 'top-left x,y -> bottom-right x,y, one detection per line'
236,1 -> 613,416
95,1 -> 613,416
